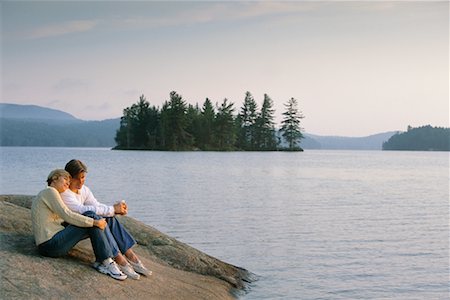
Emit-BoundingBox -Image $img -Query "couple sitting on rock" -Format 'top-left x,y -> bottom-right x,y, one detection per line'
31,159 -> 151,280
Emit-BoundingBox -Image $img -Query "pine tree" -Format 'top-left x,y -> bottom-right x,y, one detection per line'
185,103 -> 202,149
160,91 -> 192,150
198,98 -> 216,150
237,91 -> 258,150
214,98 -> 236,150
280,97 -> 304,150
115,95 -> 156,149
256,94 -> 278,150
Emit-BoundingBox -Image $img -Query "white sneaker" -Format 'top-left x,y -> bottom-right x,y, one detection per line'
119,262 -> 140,280
97,260 -> 127,281
128,259 -> 152,276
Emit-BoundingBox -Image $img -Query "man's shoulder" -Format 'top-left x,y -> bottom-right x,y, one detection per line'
81,185 -> 92,194
61,188 -> 78,200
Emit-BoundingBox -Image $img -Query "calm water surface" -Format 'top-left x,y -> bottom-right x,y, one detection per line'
0,147 -> 448,299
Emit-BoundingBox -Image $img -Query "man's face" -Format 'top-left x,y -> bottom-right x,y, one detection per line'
69,171 -> 86,190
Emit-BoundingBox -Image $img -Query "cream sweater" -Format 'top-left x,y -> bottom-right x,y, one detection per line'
31,187 -> 94,246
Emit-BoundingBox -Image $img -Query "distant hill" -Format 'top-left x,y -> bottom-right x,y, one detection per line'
0,103 -> 78,121
302,132 -> 398,150
382,125 -> 450,151
0,103 -> 120,147
1,103 -> 399,149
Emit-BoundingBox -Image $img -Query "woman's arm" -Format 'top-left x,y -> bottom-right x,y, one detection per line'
44,188 -> 94,228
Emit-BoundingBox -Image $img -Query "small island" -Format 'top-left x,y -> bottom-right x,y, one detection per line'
114,92 -> 305,151
382,125 -> 450,151
0,195 -> 254,299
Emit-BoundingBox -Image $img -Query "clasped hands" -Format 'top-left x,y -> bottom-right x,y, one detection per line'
93,200 -> 128,230
113,200 -> 128,215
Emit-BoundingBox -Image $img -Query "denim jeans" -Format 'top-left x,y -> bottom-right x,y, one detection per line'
82,211 -> 136,257
37,218 -> 113,263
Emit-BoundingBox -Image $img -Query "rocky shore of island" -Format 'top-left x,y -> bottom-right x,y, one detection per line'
0,195 -> 254,299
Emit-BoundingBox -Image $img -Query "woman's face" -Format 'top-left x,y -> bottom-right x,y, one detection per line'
52,176 -> 70,193
69,171 -> 86,191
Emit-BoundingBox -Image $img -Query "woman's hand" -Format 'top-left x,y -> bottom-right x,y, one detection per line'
113,201 -> 128,215
93,219 -> 107,230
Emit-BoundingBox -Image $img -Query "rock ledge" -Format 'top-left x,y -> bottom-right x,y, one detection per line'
0,195 -> 254,299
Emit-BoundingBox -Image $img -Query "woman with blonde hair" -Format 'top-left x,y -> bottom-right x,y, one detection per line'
31,169 -> 127,280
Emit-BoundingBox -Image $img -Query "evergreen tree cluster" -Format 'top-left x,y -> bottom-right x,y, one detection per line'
114,91 -> 305,151
382,125 -> 450,151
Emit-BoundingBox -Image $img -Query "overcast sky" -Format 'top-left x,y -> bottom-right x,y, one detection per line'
2,1 -> 448,136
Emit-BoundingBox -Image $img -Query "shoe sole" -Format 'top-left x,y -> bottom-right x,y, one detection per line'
135,269 -> 152,276
130,265 -> 152,276
125,273 -> 140,280
119,264 -> 141,280
121,269 -> 140,280
97,267 -> 127,281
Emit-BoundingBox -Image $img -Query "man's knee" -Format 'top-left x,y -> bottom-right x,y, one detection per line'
82,211 -> 101,220
105,216 -> 118,224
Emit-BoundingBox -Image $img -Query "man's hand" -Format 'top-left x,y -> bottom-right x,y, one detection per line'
93,219 -> 107,230
113,201 -> 128,215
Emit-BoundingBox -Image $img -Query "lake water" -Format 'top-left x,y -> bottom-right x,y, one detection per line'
0,147 -> 448,299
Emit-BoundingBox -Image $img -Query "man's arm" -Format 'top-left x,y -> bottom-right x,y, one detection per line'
82,186 -> 115,216
61,188 -> 114,217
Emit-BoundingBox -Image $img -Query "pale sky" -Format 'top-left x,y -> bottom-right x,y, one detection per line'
1,1 -> 448,136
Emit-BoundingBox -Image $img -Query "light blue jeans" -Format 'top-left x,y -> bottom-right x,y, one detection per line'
83,211 -> 136,257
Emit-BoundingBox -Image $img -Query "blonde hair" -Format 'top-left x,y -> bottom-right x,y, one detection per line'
47,169 -> 71,186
